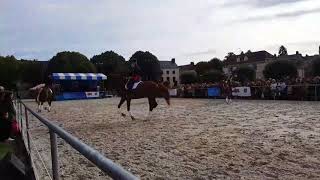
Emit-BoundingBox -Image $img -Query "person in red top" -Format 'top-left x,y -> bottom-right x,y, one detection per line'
126,59 -> 142,91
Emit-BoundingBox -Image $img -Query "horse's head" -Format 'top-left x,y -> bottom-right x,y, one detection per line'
157,83 -> 170,106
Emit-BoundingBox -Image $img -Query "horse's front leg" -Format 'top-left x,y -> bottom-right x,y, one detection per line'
47,101 -> 52,112
118,96 -> 126,108
38,102 -> 43,112
37,102 -> 41,112
127,98 -> 135,120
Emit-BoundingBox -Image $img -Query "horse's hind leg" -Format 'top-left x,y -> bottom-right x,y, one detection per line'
147,98 -> 157,120
118,97 -> 126,117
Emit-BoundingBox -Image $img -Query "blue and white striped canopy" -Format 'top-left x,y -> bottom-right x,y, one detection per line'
52,73 -> 107,80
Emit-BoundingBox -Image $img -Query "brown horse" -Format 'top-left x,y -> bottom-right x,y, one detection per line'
36,86 -> 53,112
117,80 -> 170,120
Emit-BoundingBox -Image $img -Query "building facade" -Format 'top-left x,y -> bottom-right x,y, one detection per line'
159,58 -> 180,87
223,50 -> 274,79
223,49 -> 320,79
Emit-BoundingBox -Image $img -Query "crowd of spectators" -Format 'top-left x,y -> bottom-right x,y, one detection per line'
175,76 -> 320,100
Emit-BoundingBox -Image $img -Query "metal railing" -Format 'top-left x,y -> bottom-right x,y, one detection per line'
16,99 -> 138,180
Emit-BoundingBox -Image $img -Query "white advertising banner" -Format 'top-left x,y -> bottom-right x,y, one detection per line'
232,87 -> 251,97
169,89 -> 177,96
85,91 -> 100,98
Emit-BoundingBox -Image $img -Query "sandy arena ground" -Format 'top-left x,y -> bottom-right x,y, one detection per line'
25,98 -> 320,180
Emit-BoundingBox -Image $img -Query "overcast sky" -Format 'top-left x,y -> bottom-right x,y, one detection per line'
1,0 -> 320,65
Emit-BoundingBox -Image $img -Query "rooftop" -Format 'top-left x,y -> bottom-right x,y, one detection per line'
224,50 -> 274,65
159,59 -> 178,69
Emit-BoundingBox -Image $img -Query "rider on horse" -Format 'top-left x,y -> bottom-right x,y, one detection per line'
37,75 -> 53,101
126,59 -> 142,91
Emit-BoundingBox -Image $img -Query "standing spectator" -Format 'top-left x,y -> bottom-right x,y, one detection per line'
0,91 -> 16,142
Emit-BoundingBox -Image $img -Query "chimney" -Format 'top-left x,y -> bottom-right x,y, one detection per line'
171,58 -> 175,64
191,62 -> 194,66
296,51 -> 299,55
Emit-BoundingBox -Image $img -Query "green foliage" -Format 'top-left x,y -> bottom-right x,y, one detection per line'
46,51 -> 96,74
279,45 -> 288,56
0,56 -> 20,89
195,61 -> 211,75
0,56 -> 46,90
129,51 -> 161,81
209,58 -> 223,71
263,60 -> 298,80
233,66 -> 255,82
19,60 -> 45,85
200,70 -> 224,83
195,58 -> 223,75
90,51 -> 128,75
180,70 -> 198,84
311,56 -> 320,76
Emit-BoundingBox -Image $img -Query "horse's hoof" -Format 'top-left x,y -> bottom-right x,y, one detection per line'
121,113 -> 126,117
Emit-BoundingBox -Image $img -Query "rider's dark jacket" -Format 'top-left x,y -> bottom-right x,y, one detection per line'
45,76 -> 53,87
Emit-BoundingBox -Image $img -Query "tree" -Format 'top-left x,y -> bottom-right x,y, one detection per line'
129,51 -> 161,81
195,61 -> 212,75
195,58 -> 223,75
180,71 -> 198,84
233,66 -> 255,82
311,56 -> 320,76
225,52 -> 236,60
0,56 -> 20,89
209,58 -> 223,71
200,70 -> 224,83
279,45 -> 288,56
263,60 -> 297,80
46,51 -> 96,74
18,60 -> 45,86
90,51 -> 128,75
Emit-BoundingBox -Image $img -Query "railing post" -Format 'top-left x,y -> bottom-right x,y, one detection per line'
315,85 -> 318,101
19,102 -> 23,135
50,131 -> 60,180
24,107 -> 31,153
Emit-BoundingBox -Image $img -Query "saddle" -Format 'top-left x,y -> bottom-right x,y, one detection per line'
125,81 -> 142,90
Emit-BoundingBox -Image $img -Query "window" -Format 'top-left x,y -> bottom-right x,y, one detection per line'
167,77 -> 170,82
173,77 -> 176,82
244,56 -> 248,61
172,70 -> 175,74
236,57 -> 240,62
166,70 -> 169,74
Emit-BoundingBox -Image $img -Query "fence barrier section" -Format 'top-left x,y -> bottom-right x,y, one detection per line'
16,99 -> 138,180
